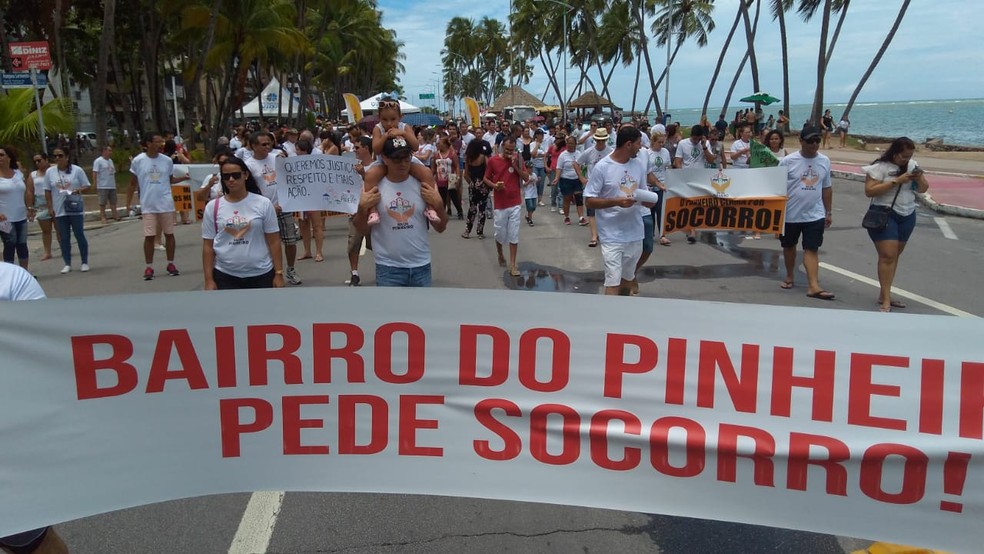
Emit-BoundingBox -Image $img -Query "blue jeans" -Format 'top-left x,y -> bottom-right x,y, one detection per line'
55,215 -> 88,266
1,219 -> 29,263
376,263 -> 432,287
534,167 -> 546,198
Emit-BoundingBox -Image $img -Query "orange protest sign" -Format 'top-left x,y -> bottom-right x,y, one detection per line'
663,196 -> 786,234
171,185 -> 193,212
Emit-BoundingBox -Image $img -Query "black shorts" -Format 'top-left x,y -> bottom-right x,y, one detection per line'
214,268 -> 275,289
780,218 -> 825,251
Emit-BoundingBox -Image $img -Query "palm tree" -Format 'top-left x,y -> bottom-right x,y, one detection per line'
597,0 -> 644,116
809,0 -> 832,125
93,0 -> 117,149
739,0 -> 761,97
643,0 -> 716,115
0,88 -> 74,150
840,0 -> 911,121
701,3 -> 745,117
769,0 -> 794,130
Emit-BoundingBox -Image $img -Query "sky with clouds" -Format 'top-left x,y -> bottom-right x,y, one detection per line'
376,0 -> 981,113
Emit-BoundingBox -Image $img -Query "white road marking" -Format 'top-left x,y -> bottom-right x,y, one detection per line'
228,491 -> 285,554
935,217 -> 958,240
820,262 -> 976,318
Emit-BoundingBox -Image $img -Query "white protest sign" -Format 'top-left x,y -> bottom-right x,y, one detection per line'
275,154 -> 361,213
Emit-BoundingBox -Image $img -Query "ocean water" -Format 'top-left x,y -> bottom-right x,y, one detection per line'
650,98 -> 984,147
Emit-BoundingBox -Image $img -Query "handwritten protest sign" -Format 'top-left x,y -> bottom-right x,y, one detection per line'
275,154 -> 361,214
749,140 -> 781,168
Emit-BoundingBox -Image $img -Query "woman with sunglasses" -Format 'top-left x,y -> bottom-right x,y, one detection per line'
26,153 -> 54,260
44,147 -> 90,274
0,145 -> 34,270
202,157 -> 284,290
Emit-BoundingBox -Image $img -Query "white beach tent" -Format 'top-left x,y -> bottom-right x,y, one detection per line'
341,92 -> 421,117
238,78 -> 301,118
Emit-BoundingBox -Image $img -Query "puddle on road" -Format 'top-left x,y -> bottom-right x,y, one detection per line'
504,232 -> 785,293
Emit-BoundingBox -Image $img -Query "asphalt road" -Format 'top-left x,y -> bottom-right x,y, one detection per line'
27,174 -> 981,553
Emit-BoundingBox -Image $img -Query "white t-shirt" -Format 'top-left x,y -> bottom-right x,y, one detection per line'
229,136 -> 243,150
531,141 -> 546,169
555,150 -> 579,179
129,153 -> 175,214
863,159 -> 919,216
199,174 -> 223,201
92,156 -> 116,189
32,169 -> 48,198
730,139 -> 751,168
370,174 -> 431,268
246,154 -> 279,205
577,146 -> 613,176
705,141 -> 725,169
281,140 -> 297,157
780,151 -> 832,223
675,139 -> 707,169
461,132 -> 475,150
416,143 -> 437,167
583,155 -> 648,244
0,261 -> 45,300
234,146 -> 254,161
0,170 -> 28,222
647,147 -> 672,187
45,165 -> 91,217
202,193 -> 279,277
640,133 -> 651,149
523,178 -> 538,200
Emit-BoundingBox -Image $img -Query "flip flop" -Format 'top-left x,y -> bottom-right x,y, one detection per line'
780,280 -> 794,289
890,300 -> 906,309
806,290 -> 835,301
588,240 -> 598,247
879,305 -> 892,313
297,254 -> 313,261
659,237 -> 671,246
314,255 -> 324,262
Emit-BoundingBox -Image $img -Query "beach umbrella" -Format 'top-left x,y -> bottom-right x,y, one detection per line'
401,113 -> 444,127
740,92 -> 781,105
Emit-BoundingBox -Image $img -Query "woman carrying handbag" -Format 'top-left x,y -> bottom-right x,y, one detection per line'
862,137 -> 929,312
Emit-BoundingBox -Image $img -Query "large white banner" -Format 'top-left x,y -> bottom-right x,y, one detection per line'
664,167 -> 787,235
1,289 -> 983,552
275,154 -> 361,213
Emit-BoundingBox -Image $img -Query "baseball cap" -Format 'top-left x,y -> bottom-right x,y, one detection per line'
382,136 -> 413,159
800,126 -> 822,140
652,123 -> 666,135
593,128 -> 610,141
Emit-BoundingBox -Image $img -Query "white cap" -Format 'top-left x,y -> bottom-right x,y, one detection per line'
652,123 -> 666,135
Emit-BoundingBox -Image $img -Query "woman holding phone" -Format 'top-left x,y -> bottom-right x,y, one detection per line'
862,137 -> 929,312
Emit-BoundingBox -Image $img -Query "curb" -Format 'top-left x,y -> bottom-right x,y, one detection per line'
831,169 -> 984,221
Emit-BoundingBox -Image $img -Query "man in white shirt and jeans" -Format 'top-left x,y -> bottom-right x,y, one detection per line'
92,146 -> 118,224
779,126 -> 835,300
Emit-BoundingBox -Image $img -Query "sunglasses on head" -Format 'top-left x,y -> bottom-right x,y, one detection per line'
378,100 -> 399,109
221,171 -> 243,181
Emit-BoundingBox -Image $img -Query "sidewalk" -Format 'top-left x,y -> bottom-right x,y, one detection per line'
829,161 -> 984,219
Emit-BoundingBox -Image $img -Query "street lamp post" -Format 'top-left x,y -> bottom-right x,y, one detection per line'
535,0 -> 575,128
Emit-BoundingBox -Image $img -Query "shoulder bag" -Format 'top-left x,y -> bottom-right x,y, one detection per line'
861,183 -> 902,231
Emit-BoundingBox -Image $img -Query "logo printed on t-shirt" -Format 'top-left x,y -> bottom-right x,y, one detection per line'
799,166 -> 819,189
223,210 -> 251,241
386,192 -> 416,227
261,164 -> 276,185
148,164 -> 163,185
618,171 -> 639,197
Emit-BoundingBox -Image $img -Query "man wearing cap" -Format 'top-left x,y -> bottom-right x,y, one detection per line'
674,125 -> 716,169
577,127 -> 614,247
353,136 -> 447,287
483,135 -> 529,276
280,128 -> 299,157
584,126 -> 654,296
778,126 -> 835,300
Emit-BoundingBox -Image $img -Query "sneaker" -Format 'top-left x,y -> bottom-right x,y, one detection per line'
143,267 -> 154,280
526,216 -> 533,226
166,263 -> 180,276
550,206 -> 557,212
538,201 -> 546,206
559,209 -> 566,216
578,217 -> 588,226
349,274 -> 361,287
285,267 -> 302,285
80,263 -> 90,272
154,244 -> 166,251
564,217 -> 571,225
687,235 -> 697,244
60,265 -> 71,274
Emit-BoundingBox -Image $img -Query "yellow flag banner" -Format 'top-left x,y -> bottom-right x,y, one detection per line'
662,167 -> 787,234
343,93 -> 363,124
464,97 -> 481,128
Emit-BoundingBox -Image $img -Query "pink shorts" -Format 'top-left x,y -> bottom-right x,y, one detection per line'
142,212 -> 176,236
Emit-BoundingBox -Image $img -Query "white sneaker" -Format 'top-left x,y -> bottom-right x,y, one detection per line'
80,263 -> 90,272
285,267 -> 302,286
155,244 -> 166,251
60,265 -> 71,274
550,207 -> 557,212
